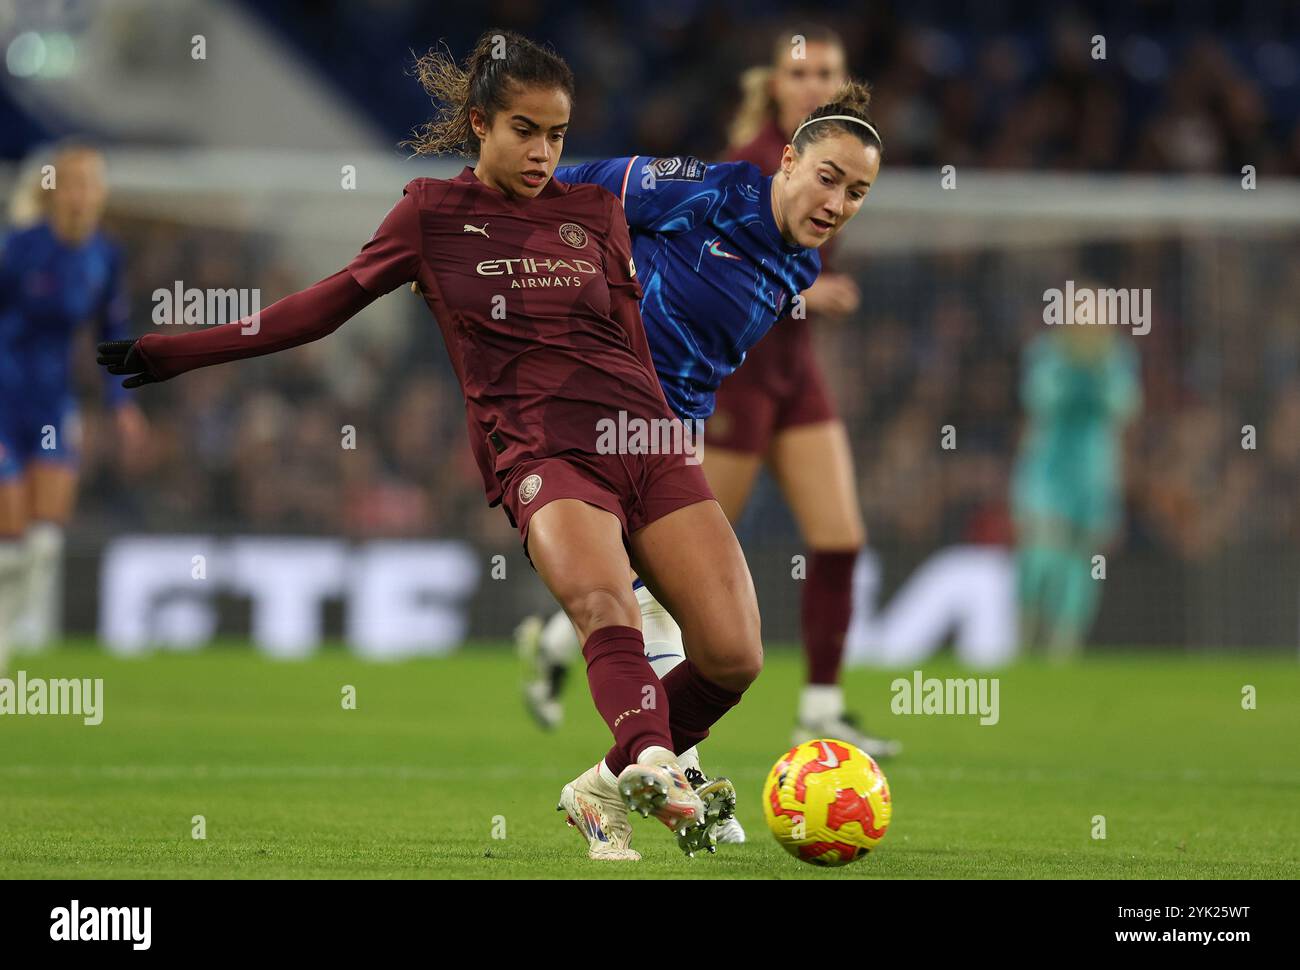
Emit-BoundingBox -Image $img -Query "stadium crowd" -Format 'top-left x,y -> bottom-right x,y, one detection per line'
72,217 -> 1300,564
56,3 -> 1300,562
261,1 -> 1300,175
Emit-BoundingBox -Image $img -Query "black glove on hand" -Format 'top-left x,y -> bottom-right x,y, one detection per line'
97,339 -> 160,388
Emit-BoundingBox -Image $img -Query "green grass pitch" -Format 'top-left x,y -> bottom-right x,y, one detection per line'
1,642 -> 1297,879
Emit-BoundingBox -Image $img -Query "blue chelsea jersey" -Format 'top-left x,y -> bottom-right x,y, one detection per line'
554,155 -> 821,422
0,221 -> 129,406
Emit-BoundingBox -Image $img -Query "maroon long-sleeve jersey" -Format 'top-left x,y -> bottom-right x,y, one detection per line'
136,167 -> 676,507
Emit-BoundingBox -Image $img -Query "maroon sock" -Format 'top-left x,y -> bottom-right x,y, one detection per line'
583,626 -> 672,775
603,660 -> 745,773
802,550 -> 858,685
662,659 -> 744,754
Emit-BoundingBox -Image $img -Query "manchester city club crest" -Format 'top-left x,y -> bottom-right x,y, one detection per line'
518,473 -> 543,505
558,223 -> 588,249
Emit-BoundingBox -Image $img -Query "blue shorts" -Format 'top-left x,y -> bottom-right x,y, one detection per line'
0,394 -> 80,481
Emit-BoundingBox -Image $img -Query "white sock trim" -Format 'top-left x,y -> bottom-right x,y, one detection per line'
597,759 -> 620,788
635,745 -> 675,767
800,684 -> 845,724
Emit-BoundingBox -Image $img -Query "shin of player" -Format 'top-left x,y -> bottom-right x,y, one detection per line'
14,520 -> 64,649
0,536 -> 25,674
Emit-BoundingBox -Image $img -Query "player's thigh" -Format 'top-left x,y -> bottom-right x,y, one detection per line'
526,498 -> 640,643
700,446 -> 763,524
0,418 -> 26,536
25,461 -> 78,525
0,479 -> 25,537
766,420 -> 865,550
628,500 -> 761,690
703,380 -> 777,522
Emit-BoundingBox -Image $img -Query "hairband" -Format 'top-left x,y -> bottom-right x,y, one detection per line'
793,113 -> 881,147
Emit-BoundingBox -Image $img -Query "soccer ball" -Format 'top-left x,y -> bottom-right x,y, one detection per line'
762,738 -> 892,867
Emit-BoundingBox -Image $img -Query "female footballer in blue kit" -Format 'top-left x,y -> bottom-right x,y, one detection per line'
712,27 -> 889,756
0,144 -> 148,673
518,79 -> 883,842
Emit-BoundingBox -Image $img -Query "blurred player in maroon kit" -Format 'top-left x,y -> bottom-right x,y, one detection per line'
97,31 -> 754,862
709,25 -> 899,756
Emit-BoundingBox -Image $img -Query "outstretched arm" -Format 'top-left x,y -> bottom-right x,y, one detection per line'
99,185 -> 424,387
100,270 -> 375,385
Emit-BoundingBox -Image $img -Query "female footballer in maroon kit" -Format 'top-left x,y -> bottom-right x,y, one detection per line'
709,25 -> 898,756
97,31 -> 753,861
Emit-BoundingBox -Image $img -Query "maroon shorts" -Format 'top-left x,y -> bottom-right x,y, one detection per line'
500,449 -> 715,553
706,317 -> 836,455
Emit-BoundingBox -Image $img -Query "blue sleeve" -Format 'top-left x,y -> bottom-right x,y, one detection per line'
554,156 -> 634,201
99,242 -> 130,407
557,155 -> 725,234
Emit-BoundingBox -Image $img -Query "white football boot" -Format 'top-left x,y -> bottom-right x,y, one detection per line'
682,765 -> 744,844
617,749 -> 714,857
558,764 -> 640,861
676,746 -> 744,844
713,817 -> 746,844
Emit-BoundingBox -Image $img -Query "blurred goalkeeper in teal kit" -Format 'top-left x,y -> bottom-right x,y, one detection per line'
1012,309 -> 1141,659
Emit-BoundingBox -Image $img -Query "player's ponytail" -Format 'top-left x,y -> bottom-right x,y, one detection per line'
404,30 -> 575,157
729,22 -> 847,150
791,80 -> 882,155
727,65 -> 776,151
8,141 -> 103,228
7,158 -> 46,227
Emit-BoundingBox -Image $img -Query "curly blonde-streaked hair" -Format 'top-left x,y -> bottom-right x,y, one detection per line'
403,29 -> 575,157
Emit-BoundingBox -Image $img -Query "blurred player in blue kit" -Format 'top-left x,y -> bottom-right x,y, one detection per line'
0,144 -> 147,672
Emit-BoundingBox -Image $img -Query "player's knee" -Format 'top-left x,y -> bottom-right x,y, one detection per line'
730,642 -> 765,687
810,516 -> 866,551
560,583 -> 639,642
704,643 -> 763,692
692,606 -> 763,690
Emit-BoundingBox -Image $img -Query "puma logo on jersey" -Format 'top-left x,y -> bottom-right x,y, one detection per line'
707,238 -> 740,261
463,223 -> 489,237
